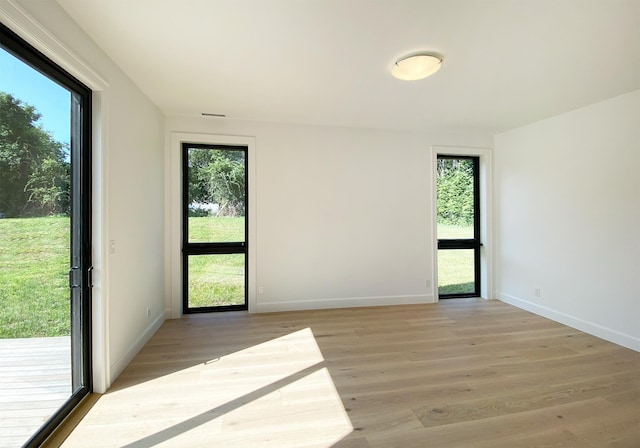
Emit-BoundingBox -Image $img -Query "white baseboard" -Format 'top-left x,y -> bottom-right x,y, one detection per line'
109,310 -> 167,384
256,294 -> 435,313
498,292 -> 640,352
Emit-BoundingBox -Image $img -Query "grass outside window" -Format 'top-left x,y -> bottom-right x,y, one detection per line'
0,217 -> 70,338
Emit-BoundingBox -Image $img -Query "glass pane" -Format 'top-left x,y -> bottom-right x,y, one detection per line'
187,147 -> 245,243
188,216 -> 245,243
0,47 -> 72,445
437,223 -> 474,239
188,254 -> 245,308
437,158 -> 475,239
438,249 -> 475,295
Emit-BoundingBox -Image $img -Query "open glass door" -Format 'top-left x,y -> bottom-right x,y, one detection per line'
182,143 -> 248,313
0,23 -> 92,447
436,155 -> 480,298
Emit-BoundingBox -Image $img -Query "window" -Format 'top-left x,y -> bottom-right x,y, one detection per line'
0,22 -> 92,447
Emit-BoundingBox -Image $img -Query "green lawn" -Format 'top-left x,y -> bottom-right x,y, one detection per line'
187,217 -> 245,307
0,217 -> 70,338
437,222 -> 474,239
188,216 -> 245,243
437,223 -> 476,295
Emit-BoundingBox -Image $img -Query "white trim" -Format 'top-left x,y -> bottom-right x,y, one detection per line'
431,145 -> 493,300
168,132 -> 257,317
498,292 -> 640,352
91,90 -> 110,393
256,294 -> 435,313
0,0 -> 108,90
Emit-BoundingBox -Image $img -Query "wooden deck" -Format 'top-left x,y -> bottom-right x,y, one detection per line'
0,336 -> 71,448
60,299 -> 640,448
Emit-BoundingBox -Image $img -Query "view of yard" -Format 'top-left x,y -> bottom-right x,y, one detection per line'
0,217 -> 70,338
188,217 -> 245,307
437,223 -> 475,295
436,157 -> 478,295
188,215 -> 245,243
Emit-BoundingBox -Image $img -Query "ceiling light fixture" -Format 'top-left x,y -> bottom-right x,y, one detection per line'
391,53 -> 443,81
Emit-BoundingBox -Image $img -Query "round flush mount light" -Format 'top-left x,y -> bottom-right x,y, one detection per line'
391,53 -> 443,81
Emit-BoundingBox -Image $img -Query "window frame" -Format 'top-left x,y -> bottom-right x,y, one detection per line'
436,154 -> 481,298
181,142 -> 249,313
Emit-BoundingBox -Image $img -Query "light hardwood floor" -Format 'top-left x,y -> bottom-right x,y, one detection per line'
60,299 -> 639,447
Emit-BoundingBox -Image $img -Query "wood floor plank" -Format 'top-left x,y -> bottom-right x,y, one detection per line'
59,299 -> 639,447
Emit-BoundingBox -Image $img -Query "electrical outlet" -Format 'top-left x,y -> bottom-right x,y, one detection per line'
258,286 -> 264,295
425,279 -> 432,289
534,288 -> 541,298
147,307 -> 151,317
109,240 -> 116,254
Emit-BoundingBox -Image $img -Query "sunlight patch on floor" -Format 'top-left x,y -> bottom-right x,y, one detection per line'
62,328 -> 352,448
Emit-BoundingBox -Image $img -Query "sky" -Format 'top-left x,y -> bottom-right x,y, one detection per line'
0,47 -> 71,145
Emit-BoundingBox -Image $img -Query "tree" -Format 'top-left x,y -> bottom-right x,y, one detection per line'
437,158 -> 474,226
0,92 -> 69,217
187,148 -> 245,217
203,156 -> 245,216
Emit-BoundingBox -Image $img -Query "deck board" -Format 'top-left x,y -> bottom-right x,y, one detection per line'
0,336 -> 71,448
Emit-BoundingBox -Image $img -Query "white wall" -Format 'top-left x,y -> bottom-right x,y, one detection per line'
494,89 -> 640,351
166,117 -> 493,314
4,1 -> 167,390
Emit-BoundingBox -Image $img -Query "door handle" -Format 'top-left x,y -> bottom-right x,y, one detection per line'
69,266 -> 81,288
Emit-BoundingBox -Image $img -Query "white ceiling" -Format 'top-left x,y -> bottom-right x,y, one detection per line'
57,0 -> 640,134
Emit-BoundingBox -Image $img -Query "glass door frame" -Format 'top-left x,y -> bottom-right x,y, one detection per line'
436,154 -> 481,298
1,22 -> 92,447
181,142 -> 249,313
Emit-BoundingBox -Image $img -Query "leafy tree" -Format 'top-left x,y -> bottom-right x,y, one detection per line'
202,156 -> 245,216
187,148 -> 245,217
437,158 -> 475,226
24,155 -> 70,215
0,92 -> 69,217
